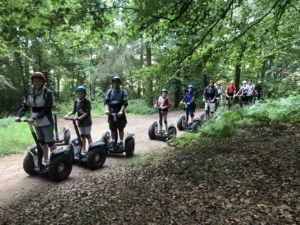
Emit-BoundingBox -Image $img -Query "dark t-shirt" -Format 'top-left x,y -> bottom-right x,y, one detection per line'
73,98 -> 92,127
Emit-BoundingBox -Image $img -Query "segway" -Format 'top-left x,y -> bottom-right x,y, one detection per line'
20,119 -> 73,182
100,113 -> 135,157
53,112 -> 71,145
148,121 -> 177,141
177,113 -> 205,132
64,117 -> 106,170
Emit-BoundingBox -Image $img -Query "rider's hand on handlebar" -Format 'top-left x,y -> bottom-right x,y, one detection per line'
118,111 -> 123,117
27,118 -> 34,123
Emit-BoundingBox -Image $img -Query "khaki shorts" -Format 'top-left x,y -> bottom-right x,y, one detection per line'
205,102 -> 216,113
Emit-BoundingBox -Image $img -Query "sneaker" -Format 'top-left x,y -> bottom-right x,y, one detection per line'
81,150 -> 88,156
42,159 -> 50,167
109,141 -> 115,150
118,142 -> 124,150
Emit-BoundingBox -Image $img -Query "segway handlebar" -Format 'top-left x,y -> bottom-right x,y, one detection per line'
64,117 -> 78,121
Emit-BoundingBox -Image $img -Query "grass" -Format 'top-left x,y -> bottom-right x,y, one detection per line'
0,117 -> 33,157
126,150 -> 169,168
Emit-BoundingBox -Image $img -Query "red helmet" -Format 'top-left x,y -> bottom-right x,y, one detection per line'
229,80 -> 234,84
31,72 -> 45,81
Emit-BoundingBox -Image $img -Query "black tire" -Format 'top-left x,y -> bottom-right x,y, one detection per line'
99,135 -> 109,155
48,154 -> 72,182
148,124 -> 156,140
23,153 -> 36,175
191,121 -> 200,132
177,117 -> 184,131
125,138 -> 135,158
87,148 -> 107,170
64,130 -> 71,145
168,127 -> 177,140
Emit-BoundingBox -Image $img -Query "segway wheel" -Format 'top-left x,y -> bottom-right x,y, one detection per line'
48,154 -> 72,182
168,127 -> 177,140
191,121 -> 200,132
87,148 -> 107,170
177,117 -> 184,131
99,135 -> 109,155
64,129 -> 71,145
148,124 -> 156,140
125,138 -> 135,158
23,153 -> 37,175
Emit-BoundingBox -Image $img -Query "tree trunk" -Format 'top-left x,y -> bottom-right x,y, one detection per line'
145,43 -> 153,106
174,72 -> 182,107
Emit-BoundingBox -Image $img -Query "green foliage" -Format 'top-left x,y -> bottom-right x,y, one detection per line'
126,99 -> 156,115
175,95 -> 300,147
0,117 -> 32,157
54,99 -> 106,117
126,150 -> 169,168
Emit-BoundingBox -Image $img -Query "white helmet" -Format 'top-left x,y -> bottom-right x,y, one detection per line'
242,80 -> 247,84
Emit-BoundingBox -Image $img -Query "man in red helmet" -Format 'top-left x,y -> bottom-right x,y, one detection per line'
15,72 -> 57,167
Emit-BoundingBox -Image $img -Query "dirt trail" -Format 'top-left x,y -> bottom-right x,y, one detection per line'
0,110 -> 195,207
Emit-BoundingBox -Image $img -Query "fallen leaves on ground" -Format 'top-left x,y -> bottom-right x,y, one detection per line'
1,123 -> 300,224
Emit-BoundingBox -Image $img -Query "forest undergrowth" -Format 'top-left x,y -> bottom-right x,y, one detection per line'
0,122 -> 299,224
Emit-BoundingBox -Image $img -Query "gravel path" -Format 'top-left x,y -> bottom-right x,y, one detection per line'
0,110 -> 199,207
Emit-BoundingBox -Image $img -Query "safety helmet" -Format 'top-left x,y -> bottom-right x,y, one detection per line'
31,72 -> 45,81
112,76 -> 121,84
258,80 -> 261,83
216,81 -> 221,85
248,79 -> 252,82
161,89 -> 168,93
209,80 -> 214,84
229,80 -> 234,84
242,80 -> 247,84
187,85 -> 194,89
76,86 -> 86,94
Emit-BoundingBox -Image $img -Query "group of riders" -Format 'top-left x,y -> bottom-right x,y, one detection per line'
203,79 -> 262,119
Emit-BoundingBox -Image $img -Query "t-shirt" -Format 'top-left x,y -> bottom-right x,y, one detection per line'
247,84 -> 255,96
105,89 -> 128,107
74,98 -> 92,127
157,96 -> 166,108
226,86 -> 236,95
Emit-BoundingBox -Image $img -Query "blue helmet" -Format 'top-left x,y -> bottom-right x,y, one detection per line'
76,86 -> 86,94
161,88 -> 168,93
188,85 -> 194,89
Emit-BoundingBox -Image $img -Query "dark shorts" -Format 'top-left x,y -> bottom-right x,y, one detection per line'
247,96 -> 253,102
108,114 -> 127,132
226,94 -> 234,101
241,96 -> 248,102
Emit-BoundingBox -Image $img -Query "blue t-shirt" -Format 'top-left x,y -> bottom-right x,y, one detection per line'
105,88 -> 128,108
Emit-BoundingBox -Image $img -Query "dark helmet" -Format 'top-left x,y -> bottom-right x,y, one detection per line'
209,80 -> 214,84
112,76 -> 121,84
161,89 -> 168,93
76,86 -> 86,94
31,72 -> 45,81
187,84 -> 194,89
248,79 -> 252,82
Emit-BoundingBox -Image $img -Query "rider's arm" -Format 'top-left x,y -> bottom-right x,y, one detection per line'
202,88 -> 206,101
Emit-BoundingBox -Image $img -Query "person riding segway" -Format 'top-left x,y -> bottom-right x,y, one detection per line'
203,80 -> 218,120
148,89 -> 177,141
177,85 -> 204,132
103,76 -> 135,157
225,80 -> 236,111
15,72 -> 72,181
